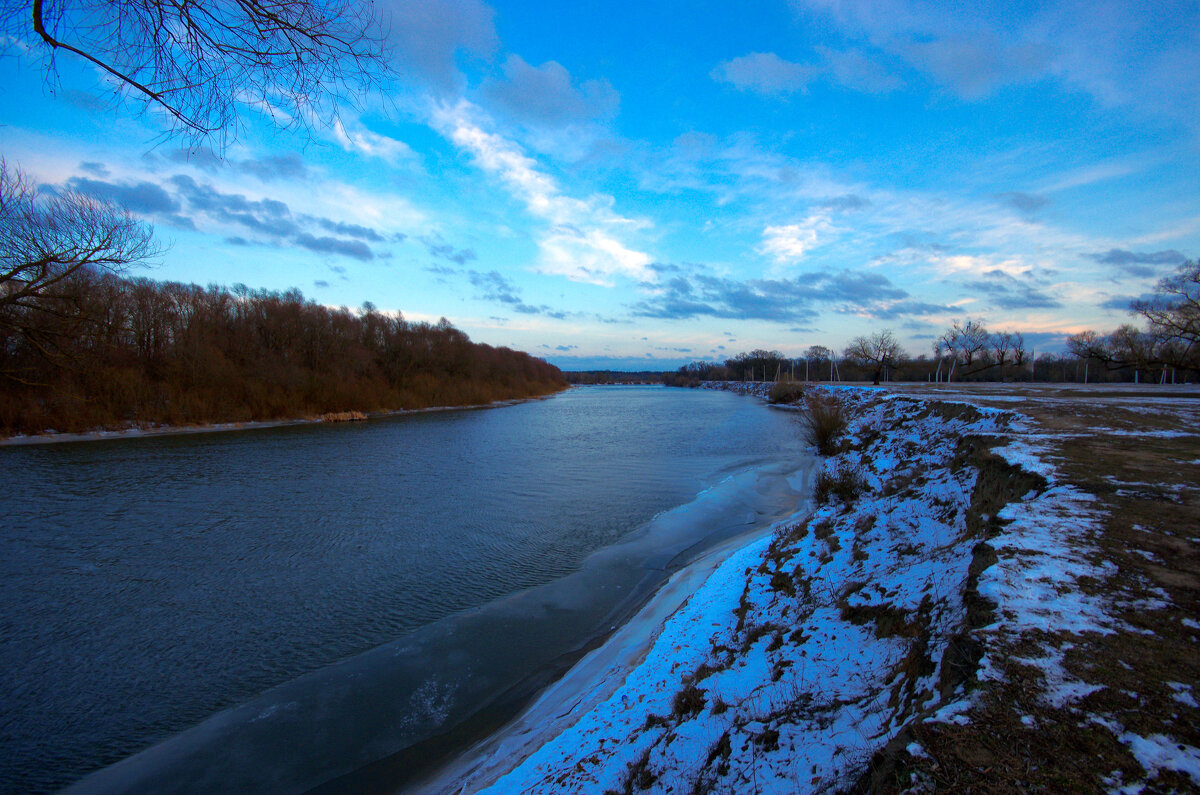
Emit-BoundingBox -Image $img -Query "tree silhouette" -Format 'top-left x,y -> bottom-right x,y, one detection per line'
1069,260 -> 1200,376
1,159 -> 159,378
843,329 -> 901,385
2,0 -> 388,148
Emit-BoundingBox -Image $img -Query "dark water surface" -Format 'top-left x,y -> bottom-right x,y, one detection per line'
0,386 -> 807,793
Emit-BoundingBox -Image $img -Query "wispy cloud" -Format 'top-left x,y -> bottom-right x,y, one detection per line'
792,0 -> 1200,124
332,120 -> 416,163
420,233 -> 477,264
816,46 -> 904,93
65,177 -> 180,215
963,269 -> 1062,310
380,0 -> 499,94
1086,248 -> 1186,278
433,101 -> 653,284
995,191 -> 1050,215
712,49 -> 903,97
483,55 -> 619,126
67,172 -> 391,261
711,53 -> 817,95
632,267 -> 946,323
468,269 -> 569,317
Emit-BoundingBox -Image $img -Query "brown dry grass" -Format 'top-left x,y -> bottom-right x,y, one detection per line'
871,383 -> 1200,793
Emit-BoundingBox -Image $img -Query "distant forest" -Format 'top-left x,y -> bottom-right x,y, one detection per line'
0,271 -> 566,436
563,371 -> 666,385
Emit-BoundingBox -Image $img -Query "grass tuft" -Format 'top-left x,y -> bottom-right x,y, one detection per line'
814,464 -> 868,505
671,681 -> 707,719
802,394 -> 848,455
768,381 -> 806,404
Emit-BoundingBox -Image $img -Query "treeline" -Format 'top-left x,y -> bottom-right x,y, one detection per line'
664,348 -> 1037,387
1068,259 -> 1199,381
0,270 -> 566,436
564,371 -> 666,385
668,261 -> 1199,387
667,349 -> 1112,386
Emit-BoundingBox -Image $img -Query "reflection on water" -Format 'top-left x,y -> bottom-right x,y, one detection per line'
0,386 -> 804,793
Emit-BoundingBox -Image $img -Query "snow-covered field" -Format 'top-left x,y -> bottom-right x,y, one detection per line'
434,384 -> 1200,794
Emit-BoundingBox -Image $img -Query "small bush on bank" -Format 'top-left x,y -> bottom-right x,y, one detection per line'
768,381 -> 806,404
814,464 -> 867,505
671,680 -> 707,719
802,394 -> 848,455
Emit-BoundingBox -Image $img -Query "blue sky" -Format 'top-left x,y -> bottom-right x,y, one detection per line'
3,0 -> 1198,370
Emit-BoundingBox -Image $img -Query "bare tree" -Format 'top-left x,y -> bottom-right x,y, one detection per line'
805,344 -> 831,362
1,0 -> 388,148
1,159 -> 158,375
843,329 -> 901,385
992,330 -> 1012,368
801,344 -> 831,381
940,319 -> 990,371
1068,261 -> 1200,377
991,330 -> 1025,380
1009,330 -> 1027,367
1133,260 -> 1199,371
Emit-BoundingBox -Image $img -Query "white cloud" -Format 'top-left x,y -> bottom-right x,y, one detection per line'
332,120 -> 417,163
433,101 -> 653,284
711,53 -> 817,96
380,0 -> 499,94
759,212 -> 834,263
791,0 -> 1200,123
482,55 -> 619,126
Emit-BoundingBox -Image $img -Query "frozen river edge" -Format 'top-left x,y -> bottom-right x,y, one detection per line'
423,382 -> 1193,794
419,456 -> 820,794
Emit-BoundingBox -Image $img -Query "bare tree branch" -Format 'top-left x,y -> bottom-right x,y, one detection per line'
2,0 -> 390,149
1,158 -> 159,377
1068,262 -> 1199,377
843,329 -> 901,385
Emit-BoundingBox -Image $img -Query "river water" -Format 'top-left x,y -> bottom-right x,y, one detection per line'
0,386 -> 809,793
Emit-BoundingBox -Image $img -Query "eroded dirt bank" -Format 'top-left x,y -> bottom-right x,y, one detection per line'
445,383 -> 1200,793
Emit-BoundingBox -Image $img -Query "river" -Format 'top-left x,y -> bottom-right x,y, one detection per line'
0,386 -> 810,793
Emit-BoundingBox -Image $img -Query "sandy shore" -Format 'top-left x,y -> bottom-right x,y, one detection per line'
0,395 -> 557,447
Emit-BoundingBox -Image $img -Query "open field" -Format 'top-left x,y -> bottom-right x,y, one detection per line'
872,382 -> 1200,792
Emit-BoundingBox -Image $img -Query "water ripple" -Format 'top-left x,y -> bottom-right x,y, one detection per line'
0,386 -> 801,793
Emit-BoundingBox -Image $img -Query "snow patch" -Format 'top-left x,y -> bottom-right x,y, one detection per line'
1121,732 -> 1200,787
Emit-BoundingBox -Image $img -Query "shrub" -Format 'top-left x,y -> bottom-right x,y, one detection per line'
768,381 -> 805,404
814,464 -> 867,505
671,681 -> 707,719
802,394 -> 848,455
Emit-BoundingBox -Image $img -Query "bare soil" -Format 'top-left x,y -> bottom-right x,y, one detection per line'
877,383 -> 1200,793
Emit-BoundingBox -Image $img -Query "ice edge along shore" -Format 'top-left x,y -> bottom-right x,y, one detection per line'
430,382 -> 1200,794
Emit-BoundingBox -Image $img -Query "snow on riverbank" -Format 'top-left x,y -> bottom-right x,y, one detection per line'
443,384 -> 1198,793
450,388 -> 998,793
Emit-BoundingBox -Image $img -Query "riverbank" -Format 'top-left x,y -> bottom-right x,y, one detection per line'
0,389 -> 566,447
421,463 -> 819,794
424,383 -> 1200,793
